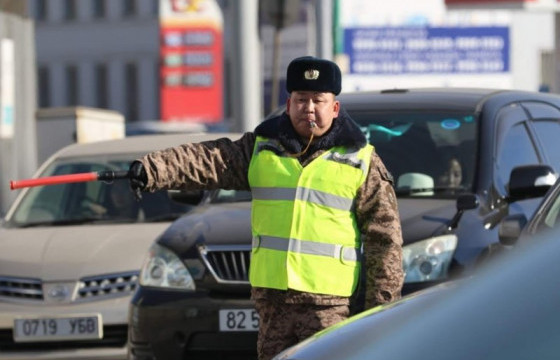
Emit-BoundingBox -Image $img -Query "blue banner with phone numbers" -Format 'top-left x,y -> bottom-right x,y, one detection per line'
343,26 -> 509,75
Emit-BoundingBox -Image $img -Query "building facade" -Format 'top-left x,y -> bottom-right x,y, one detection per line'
29,0 -> 160,123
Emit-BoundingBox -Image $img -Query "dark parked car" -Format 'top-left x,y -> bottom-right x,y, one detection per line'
272,224 -> 560,360
128,189 -> 254,360
128,88 -> 560,360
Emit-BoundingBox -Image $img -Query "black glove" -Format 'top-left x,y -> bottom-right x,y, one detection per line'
128,161 -> 147,200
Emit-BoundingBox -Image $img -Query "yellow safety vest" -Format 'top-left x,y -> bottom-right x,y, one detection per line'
248,136 -> 373,296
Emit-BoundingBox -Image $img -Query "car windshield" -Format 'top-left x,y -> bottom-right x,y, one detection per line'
7,154 -> 195,228
348,109 -> 478,198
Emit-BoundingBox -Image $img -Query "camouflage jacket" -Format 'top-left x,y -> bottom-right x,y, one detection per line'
139,111 -> 404,310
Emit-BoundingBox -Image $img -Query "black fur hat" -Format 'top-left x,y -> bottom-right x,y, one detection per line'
286,56 -> 341,95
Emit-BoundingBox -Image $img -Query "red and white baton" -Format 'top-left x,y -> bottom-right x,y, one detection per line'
10,170 -> 130,190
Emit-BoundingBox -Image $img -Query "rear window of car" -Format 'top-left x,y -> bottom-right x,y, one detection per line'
8,154 -> 194,227
347,110 -> 478,197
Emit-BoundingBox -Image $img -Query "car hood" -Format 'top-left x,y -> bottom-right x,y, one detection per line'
0,223 -> 170,280
158,198 -> 457,255
397,198 -> 456,244
157,202 -> 253,257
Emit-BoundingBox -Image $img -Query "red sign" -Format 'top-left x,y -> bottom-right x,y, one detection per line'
159,0 -> 224,123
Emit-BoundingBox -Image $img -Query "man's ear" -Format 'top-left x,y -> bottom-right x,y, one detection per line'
286,96 -> 291,112
333,100 -> 340,117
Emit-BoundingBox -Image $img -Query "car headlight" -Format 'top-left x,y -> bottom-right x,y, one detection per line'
139,243 -> 196,290
402,234 -> 457,283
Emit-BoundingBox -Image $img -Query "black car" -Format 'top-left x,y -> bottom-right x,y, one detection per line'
128,88 -> 560,360
128,189 -> 254,360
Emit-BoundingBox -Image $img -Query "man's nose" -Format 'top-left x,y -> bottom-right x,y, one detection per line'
303,100 -> 314,111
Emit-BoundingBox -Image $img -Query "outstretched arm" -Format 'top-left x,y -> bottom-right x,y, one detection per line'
135,132 -> 256,192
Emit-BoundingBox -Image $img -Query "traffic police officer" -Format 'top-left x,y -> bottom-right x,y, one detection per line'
129,56 -> 404,360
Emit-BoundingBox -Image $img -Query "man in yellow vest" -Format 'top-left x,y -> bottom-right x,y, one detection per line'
128,56 -> 404,360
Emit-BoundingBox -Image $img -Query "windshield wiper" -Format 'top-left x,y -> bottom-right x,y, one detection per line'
18,217 -> 110,228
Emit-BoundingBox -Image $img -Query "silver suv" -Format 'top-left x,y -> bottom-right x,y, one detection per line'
0,133 -> 238,360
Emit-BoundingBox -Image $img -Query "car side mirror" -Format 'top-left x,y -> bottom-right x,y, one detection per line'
448,194 -> 479,230
507,165 -> 557,202
498,213 -> 528,246
167,189 -> 205,206
456,194 -> 479,211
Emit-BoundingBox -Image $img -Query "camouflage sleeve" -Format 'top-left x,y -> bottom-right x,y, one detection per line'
139,132 -> 256,192
356,153 -> 404,310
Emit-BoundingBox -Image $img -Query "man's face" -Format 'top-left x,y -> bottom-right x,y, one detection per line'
286,91 -> 340,139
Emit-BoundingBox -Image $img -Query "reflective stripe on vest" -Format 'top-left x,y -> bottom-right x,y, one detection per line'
252,235 -> 360,262
248,136 -> 373,296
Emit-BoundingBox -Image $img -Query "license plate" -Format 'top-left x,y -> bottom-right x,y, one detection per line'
13,314 -> 103,342
219,309 -> 259,332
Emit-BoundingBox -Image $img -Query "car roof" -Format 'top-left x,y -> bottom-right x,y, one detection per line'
266,87 -> 560,117
48,132 -> 243,160
337,87 -> 560,112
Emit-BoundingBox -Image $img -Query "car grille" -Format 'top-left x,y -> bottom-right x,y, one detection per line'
78,271 -> 138,300
0,324 -> 127,351
199,245 -> 251,284
0,272 -> 138,302
0,276 -> 43,300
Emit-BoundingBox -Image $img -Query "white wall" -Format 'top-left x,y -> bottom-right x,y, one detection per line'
338,0 -> 555,92
510,11 -> 554,90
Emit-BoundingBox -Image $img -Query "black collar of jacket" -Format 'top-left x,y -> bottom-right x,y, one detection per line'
254,107 -> 367,158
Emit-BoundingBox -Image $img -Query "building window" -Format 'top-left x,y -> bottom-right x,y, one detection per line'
92,0 -> 105,18
66,65 -> 78,106
95,64 -> 108,108
63,0 -> 77,21
125,63 -> 138,121
38,66 -> 50,108
34,0 -> 47,21
122,0 -> 136,17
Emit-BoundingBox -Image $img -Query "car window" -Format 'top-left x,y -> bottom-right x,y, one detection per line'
522,101 -> 560,119
520,101 -> 560,170
496,123 -> 539,194
347,109 -> 477,197
8,155 -> 194,227
531,120 -> 560,169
